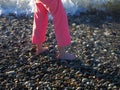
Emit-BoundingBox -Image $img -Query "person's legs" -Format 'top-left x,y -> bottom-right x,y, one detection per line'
32,1 -> 49,55
40,0 -> 71,46
32,2 -> 48,44
39,0 -> 76,60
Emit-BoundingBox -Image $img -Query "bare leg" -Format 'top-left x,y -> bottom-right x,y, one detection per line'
34,0 -> 76,60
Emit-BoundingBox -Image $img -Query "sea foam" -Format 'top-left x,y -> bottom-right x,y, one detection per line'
0,0 -> 120,16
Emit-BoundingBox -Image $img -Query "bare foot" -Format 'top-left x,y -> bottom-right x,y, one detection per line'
57,46 -> 76,60
35,45 -> 48,55
57,52 -> 76,61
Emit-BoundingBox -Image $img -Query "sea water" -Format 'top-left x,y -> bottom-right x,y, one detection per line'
0,0 -> 120,16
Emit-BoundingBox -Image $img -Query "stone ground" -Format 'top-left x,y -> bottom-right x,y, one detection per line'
0,12 -> 120,89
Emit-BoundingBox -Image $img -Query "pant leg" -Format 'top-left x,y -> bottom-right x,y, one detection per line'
40,0 -> 71,46
32,2 -> 48,44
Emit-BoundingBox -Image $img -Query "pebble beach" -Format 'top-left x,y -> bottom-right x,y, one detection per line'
0,12 -> 120,89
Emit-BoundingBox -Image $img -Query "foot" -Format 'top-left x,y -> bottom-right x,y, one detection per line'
57,52 -> 76,61
35,45 -> 48,55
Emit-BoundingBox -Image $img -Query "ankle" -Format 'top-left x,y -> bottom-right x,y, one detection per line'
58,46 -> 66,56
36,44 -> 43,50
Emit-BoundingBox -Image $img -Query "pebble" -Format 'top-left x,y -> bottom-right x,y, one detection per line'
0,12 -> 120,89
6,71 -> 15,75
108,83 -> 114,87
82,78 -> 89,83
72,23 -> 76,27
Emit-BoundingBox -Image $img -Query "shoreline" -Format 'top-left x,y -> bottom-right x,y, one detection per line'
0,12 -> 120,89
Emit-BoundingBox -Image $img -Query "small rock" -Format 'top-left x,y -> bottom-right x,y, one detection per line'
72,23 -> 76,27
108,83 -> 114,87
6,71 -> 15,75
112,86 -> 117,89
82,78 -> 89,83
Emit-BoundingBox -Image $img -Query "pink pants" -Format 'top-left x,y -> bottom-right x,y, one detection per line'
32,0 -> 71,46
